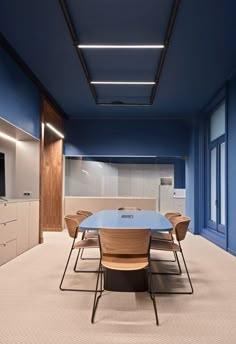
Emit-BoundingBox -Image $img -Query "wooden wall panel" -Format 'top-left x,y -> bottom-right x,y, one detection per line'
40,97 -> 64,235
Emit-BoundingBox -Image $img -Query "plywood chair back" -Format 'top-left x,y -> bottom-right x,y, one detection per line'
64,214 -> 87,238
99,228 -> 150,256
164,212 -> 182,220
172,216 -> 191,241
118,207 -> 142,211
76,210 -> 93,217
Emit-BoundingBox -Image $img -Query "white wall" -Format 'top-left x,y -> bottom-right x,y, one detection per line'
15,141 -> 40,198
0,137 -> 39,199
0,138 -> 16,198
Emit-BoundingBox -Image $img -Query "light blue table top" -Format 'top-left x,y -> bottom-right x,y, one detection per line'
80,210 -> 172,232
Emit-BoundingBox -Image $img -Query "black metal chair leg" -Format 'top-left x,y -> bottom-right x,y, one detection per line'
152,251 -> 194,294
80,247 -> 99,261
59,246 -> 74,291
148,267 -> 159,325
60,245 -> 103,292
181,251 -> 194,294
151,251 -> 176,262
91,262 -> 103,323
152,250 -> 182,275
73,248 -> 81,271
74,248 -> 100,273
175,251 -> 182,274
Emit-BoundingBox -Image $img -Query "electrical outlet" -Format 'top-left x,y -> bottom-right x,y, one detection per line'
23,191 -> 32,196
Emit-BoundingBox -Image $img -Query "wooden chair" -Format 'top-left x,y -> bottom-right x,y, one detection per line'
151,212 -> 182,264
76,210 -> 98,261
151,212 -> 182,241
118,207 -> 142,210
76,210 -> 93,218
91,228 -> 159,325
59,214 -> 100,292
151,216 -> 193,294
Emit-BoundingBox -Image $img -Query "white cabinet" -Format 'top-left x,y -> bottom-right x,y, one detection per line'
29,201 -> 39,249
0,200 -> 39,266
173,197 -> 185,215
0,203 -> 17,265
159,185 -> 174,214
0,221 -> 17,242
0,203 -> 17,223
0,239 -> 17,266
17,202 -> 30,255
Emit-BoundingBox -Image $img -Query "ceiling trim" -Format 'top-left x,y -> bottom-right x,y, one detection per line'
0,33 -> 68,120
59,0 -> 181,107
59,0 -> 98,101
150,0 -> 181,104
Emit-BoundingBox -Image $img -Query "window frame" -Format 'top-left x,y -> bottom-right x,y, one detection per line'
206,102 -> 226,235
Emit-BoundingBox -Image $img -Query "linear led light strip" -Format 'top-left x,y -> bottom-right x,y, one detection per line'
0,132 -> 18,142
46,123 -> 64,139
78,44 -> 164,49
91,81 -> 155,85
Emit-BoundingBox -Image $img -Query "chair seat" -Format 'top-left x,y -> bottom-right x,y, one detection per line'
73,238 -> 99,249
101,255 -> 149,271
84,231 -> 98,239
151,240 -> 180,252
151,232 -> 172,241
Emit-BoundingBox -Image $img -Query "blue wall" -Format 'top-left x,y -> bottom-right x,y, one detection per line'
0,47 -> 40,138
227,75 -> 236,256
65,118 -> 191,157
174,159 -> 185,188
185,120 -> 201,233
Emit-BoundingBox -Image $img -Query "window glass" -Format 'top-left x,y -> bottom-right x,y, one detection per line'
220,143 -> 226,225
210,148 -> 217,222
210,102 -> 225,141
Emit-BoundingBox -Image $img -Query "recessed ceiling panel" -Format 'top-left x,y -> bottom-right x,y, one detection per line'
83,49 -> 161,81
67,0 -> 173,44
64,0 -> 175,105
95,84 -> 153,105
1,1 -> 236,117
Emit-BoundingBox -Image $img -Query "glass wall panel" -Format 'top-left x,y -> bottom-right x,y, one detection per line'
64,157 -> 176,198
210,148 -> 217,222
210,102 -> 225,141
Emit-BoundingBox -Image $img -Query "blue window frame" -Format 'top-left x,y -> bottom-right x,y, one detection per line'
206,102 -> 226,236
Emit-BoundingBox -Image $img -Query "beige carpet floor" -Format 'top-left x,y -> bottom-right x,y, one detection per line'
0,231 -> 236,344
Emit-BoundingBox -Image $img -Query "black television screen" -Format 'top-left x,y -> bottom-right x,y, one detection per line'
0,152 -> 6,197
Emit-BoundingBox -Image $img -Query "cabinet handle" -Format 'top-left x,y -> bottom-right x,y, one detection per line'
0,242 -> 6,247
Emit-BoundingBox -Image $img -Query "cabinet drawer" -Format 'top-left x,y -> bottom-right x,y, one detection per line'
0,221 -> 17,242
0,239 -> 17,266
0,203 -> 17,223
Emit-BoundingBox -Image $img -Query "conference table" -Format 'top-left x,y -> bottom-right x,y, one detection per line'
80,210 -> 172,291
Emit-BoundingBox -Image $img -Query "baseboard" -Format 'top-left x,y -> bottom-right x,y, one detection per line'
200,227 -> 227,250
227,248 -> 236,257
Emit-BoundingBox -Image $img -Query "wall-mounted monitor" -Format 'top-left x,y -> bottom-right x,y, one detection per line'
0,152 -> 6,197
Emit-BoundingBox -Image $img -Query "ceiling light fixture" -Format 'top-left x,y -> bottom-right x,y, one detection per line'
46,123 -> 64,139
91,81 -> 155,85
78,45 -> 164,49
0,132 -> 18,143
